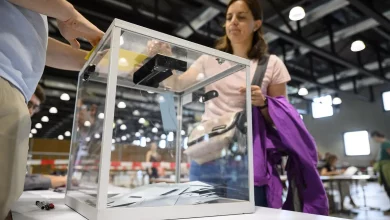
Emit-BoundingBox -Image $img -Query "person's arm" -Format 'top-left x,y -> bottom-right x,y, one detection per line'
24,174 -> 52,191
260,83 -> 287,124
320,168 -> 342,176
146,151 -> 152,162
6,0 -> 77,21
46,37 -> 88,71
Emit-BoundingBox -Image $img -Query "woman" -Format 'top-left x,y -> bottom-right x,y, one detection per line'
148,0 -> 290,207
321,154 -> 357,210
145,142 -> 161,179
320,154 -> 343,176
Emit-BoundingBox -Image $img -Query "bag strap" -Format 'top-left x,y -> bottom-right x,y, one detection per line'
251,54 -> 270,86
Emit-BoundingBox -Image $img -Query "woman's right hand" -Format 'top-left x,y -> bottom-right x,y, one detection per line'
146,40 -> 173,57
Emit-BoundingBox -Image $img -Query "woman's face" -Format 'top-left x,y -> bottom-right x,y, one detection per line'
225,1 -> 261,45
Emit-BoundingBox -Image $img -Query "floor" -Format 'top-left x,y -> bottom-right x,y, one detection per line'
330,182 -> 390,220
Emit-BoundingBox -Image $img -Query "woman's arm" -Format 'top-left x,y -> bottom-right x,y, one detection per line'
260,83 -> 288,124
146,151 -> 152,163
320,168 -> 342,176
7,0 -> 77,21
46,38 -> 88,71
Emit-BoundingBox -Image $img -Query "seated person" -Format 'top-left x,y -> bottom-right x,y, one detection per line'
145,142 -> 161,179
25,85 -> 67,191
321,154 -> 357,210
320,154 -> 343,176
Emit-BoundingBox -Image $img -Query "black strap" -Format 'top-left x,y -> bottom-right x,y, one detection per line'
251,55 -> 270,87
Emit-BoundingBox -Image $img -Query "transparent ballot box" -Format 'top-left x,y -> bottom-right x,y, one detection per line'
66,19 -> 253,220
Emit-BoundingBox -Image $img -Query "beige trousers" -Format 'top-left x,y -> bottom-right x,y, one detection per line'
0,77 -> 31,219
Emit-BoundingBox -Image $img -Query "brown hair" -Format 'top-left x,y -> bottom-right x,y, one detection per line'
326,154 -> 338,165
215,0 -> 268,60
34,84 -> 46,103
371,131 -> 385,138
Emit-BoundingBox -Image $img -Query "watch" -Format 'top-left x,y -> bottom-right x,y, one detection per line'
259,98 -> 268,109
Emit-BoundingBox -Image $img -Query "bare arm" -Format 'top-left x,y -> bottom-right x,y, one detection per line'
260,83 -> 288,124
146,151 -> 152,163
46,38 -> 88,71
6,0 -> 77,21
320,168 -> 342,176
164,67 -> 200,90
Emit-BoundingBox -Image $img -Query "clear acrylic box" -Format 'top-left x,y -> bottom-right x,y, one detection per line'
66,19 -> 253,220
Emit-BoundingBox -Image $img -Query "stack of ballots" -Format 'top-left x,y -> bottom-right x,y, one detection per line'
107,181 -> 220,208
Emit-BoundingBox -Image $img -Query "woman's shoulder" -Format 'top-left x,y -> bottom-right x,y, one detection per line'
268,54 -> 285,66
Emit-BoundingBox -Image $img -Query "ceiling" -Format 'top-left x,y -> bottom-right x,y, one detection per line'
33,0 -> 390,141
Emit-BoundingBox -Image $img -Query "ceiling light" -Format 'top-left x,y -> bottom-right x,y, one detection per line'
121,136 -> 127,141
31,128 -> 37,134
161,134 -> 167,140
133,110 -> 140,116
98,113 -> 104,119
119,58 -> 129,67
351,40 -> 365,52
167,132 -> 174,142
140,137 -> 146,147
147,91 -> 155,94
146,137 -> 151,142
138,118 -> 146,124
126,134 -> 131,138
85,137 -> 91,142
49,107 -> 58,114
116,137 -> 121,143
298,87 -> 309,96
64,131 -> 71,137
35,123 -> 42,129
155,123 -> 161,128
135,132 -> 141,137
158,96 -> 165,103
120,36 -> 124,46
41,116 -> 49,122
152,127 -> 158,133
159,140 -> 166,149
94,133 -> 101,139
29,133 -> 33,138
116,119 -> 123,124
183,137 -> 189,149
112,139 -> 116,144
117,102 -> 126,109
332,97 -> 342,105
58,135 -> 64,140
60,93 -> 70,101
289,6 -> 305,21
181,130 -> 186,135
133,140 -> 141,146
120,124 -> 127,130
84,121 -> 91,127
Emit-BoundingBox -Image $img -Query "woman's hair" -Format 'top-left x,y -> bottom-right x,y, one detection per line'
326,154 -> 338,165
371,131 -> 385,138
215,0 -> 268,60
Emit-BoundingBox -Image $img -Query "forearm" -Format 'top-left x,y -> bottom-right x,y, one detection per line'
260,107 -> 273,125
46,37 -> 88,71
24,175 -> 51,191
7,0 -> 77,21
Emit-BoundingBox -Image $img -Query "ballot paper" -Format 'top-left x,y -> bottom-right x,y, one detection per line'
107,181 -> 220,208
343,166 -> 359,176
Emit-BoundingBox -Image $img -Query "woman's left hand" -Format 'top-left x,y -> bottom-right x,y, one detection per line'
239,85 -> 266,107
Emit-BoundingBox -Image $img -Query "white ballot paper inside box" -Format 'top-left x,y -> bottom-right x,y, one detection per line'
107,181 -> 219,208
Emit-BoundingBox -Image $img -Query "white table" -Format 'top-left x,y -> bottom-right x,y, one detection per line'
11,190 -> 346,220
